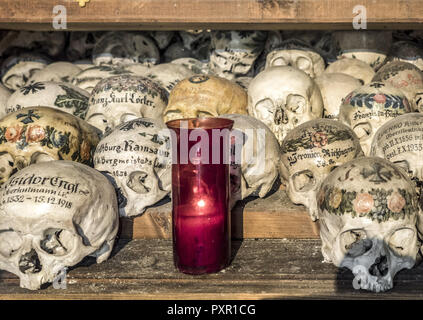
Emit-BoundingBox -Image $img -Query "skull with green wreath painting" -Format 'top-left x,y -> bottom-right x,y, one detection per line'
0,106 -> 101,184
280,119 -> 363,221
318,157 -> 421,292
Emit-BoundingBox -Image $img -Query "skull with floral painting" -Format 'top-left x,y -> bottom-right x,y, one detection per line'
94,118 -> 171,217
318,157 -> 421,292
163,75 -> 247,123
248,66 -> 323,145
28,62 -> 82,84
339,82 -> 411,156
86,75 -> 168,134
6,81 -> 89,119
0,107 -> 101,184
281,119 -> 363,220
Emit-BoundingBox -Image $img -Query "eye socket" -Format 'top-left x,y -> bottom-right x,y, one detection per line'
87,114 -> 109,132
271,57 -> 288,67
393,160 -> 410,174
30,152 -> 55,164
40,228 -> 75,256
291,170 -> 316,192
0,230 -> 22,257
353,122 -> 372,140
196,110 -> 214,118
388,228 -> 415,257
286,94 -> 306,114
340,229 -> 372,257
0,152 -> 15,184
295,56 -> 312,72
127,171 -> 151,194
120,113 -> 138,123
164,110 -> 182,121
254,98 -> 275,121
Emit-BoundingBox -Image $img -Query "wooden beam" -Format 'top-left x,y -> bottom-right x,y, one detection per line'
0,0 -> 422,31
119,187 -> 320,240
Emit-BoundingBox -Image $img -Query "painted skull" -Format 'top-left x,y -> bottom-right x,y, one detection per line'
219,114 -> 281,205
94,118 -> 171,217
314,73 -> 362,119
6,81 -> 89,119
265,39 -> 326,78
1,53 -> 49,91
248,66 -> 323,144
339,81 -> 411,156
372,61 -> 423,112
324,58 -> 375,84
370,113 -> 423,206
28,62 -> 82,84
171,57 -> 210,75
0,160 -> 118,290
147,63 -> 194,93
281,119 -> 363,220
209,31 -> 267,80
86,75 -> 168,134
163,75 -> 247,123
333,31 -> 393,69
92,32 -> 160,66
0,106 -> 101,184
318,157 -> 420,292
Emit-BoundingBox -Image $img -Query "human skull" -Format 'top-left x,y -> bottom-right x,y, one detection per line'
372,61 -> 423,112
370,113 -> 423,204
86,75 -> 168,134
66,31 -> 106,61
92,32 -> 160,66
147,63 -> 194,93
178,30 -> 211,61
386,41 -> 423,71
233,77 -> 252,91
333,31 -> 392,69
148,31 -> 175,50
248,66 -> 324,144
28,62 -> 82,84
209,31 -> 267,80
94,118 -> 171,217
0,106 -> 101,184
163,42 -> 193,62
163,75 -> 247,123
0,160 -> 118,290
171,58 -> 210,75
339,81 -> 411,156
314,73 -> 362,119
318,157 -> 420,292
6,81 -> 89,119
1,53 -> 49,91
72,65 -> 132,93
324,58 -> 375,84
0,84 -> 11,118
281,119 -> 363,220
265,39 -> 326,78
219,114 -> 280,205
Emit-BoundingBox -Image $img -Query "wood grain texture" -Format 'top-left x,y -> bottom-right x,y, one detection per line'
0,0 -> 422,30
1,239 -> 423,299
119,187 -> 320,240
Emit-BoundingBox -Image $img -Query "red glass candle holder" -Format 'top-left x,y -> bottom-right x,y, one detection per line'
166,118 -> 233,274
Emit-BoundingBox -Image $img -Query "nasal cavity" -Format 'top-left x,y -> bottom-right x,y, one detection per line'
369,255 -> 388,277
19,249 -> 42,274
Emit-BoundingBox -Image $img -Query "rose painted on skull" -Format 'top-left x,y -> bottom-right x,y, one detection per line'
312,132 -> 328,148
5,125 -> 24,143
373,94 -> 387,104
25,125 -> 45,143
387,191 -> 406,213
353,193 -> 374,215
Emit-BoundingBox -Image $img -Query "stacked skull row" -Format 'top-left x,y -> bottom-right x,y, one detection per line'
0,29 -> 423,292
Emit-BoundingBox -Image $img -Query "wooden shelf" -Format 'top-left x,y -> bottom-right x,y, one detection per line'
1,239 -> 423,299
119,186 -> 320,240
1,0 -> 423,31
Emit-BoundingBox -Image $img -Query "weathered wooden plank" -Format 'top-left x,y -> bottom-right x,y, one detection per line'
0,0 -> 422,30
119,187 -> 320,240
1,239 -> 423,299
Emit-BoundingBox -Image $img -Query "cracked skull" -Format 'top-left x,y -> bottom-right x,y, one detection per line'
86,75 -> 168,134
318,157 -> 420,292
248,66 -> 323,144
281,119 -> 363,220
209,31 -> 267,80
94,118 -> 171,217
0,107 -> 101,184
339,81 -> 411,156
0,160 -> 119,290
163,75 -> 247,123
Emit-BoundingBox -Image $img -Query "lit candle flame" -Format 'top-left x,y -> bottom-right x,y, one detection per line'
197,199 -> 205,207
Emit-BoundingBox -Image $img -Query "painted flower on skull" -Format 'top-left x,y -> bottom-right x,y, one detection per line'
5,125 -> 24,143
387,191 -> 406,213
312,132 -> 328,148
329,188 -> 343,209
373,94 -> 387,104
25,125 -> 45,143
353,193 -> 374,215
